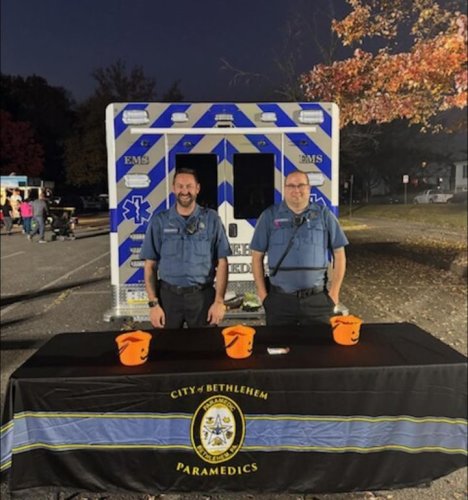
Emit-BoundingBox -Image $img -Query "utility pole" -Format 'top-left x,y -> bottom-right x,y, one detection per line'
349,174 -> 354,217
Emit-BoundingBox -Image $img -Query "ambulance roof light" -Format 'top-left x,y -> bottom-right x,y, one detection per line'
215,113 -> 234,122
298,110 -> 324,124
261,112 -> 277,122
171,112 -> 189,123
122,109 -> 149,125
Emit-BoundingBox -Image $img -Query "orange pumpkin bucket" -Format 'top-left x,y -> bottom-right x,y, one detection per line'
221,325 -> 256,359
115,330 -> 152,366
330,315 -> 363,346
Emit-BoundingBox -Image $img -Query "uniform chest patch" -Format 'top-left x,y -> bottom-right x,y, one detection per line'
273,218 -> 290,228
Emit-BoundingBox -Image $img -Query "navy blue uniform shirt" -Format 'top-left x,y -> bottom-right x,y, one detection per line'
140,204 -> 232,286
250,202 -> 348,292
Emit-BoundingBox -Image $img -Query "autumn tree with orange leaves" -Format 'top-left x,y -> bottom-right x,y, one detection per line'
301,0 -> 467,130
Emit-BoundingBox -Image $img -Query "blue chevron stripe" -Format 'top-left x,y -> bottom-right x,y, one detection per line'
191,106 -> 218,128
119,238 -> 135,267
211,137 -> 225,159
224,181 -> 234,205
110,209 -> 118,233
224,139 -> 239,164
243,134 -> 279,156
208,138 -> 226,204
217,183 -> 225,205
283,155 -> 297,176
274,188 -> 282,204
126,268 -> 144,284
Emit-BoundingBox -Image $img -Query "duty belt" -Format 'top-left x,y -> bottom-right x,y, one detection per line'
270,284 -> 324,299
160,280 -> 213,295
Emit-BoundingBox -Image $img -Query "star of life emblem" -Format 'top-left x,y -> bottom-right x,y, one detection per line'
122,195 -> 151,224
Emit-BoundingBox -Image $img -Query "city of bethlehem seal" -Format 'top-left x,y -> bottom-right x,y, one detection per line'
191,395 -> 246,464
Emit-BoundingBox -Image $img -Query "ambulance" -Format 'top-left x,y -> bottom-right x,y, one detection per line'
104,102 -> 339,321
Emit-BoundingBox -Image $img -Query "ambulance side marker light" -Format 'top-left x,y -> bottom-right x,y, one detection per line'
215,113 -> 234,122
171,112 -> 189,123
124,174 -> 150,188
298,110 -> 324,124
123,110 -> 150,125
261,112 -> 277,122
307,172 -> 325,186
130,234 -> 146,241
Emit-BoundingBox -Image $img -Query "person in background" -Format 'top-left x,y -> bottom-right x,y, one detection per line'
19,198 -> 33,235
1,198 -> 14,235
251,170 -> 348,326
10,188 -> 22,224
140,168 -> 231,329
29,192 -> 49,243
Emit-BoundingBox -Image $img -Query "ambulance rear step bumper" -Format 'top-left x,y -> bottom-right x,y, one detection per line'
103,306 -> 265,323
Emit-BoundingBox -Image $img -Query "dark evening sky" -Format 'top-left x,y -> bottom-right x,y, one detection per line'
1,0 -> 351,102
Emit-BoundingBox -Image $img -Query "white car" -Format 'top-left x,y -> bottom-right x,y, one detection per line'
413,189 -> 453,204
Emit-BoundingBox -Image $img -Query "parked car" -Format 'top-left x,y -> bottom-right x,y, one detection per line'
55,194 -> 84,211
80,195 -> 108,211
413,189 -> 453,204
97,193 -> 109,208
367,194 -> 402,204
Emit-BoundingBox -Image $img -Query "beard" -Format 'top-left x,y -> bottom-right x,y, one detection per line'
177,193 -> 196,208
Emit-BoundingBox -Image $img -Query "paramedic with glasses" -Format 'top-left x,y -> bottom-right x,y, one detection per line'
140,168 -> 231,329
251,170 -> 348,325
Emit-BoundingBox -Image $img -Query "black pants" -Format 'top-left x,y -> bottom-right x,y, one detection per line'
159,286 -> 215,329
263,289 -> 335,326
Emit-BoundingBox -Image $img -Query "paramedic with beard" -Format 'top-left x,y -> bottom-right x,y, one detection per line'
140,168 -> 232,328
250,170 -> 348,325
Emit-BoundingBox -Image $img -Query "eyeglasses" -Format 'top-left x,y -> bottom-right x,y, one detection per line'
285,183 -> 309,190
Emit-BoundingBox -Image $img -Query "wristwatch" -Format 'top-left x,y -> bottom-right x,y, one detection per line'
148,300 -> 159,308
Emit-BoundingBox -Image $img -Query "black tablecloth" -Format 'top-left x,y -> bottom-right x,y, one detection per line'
1,323 -> 467,496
